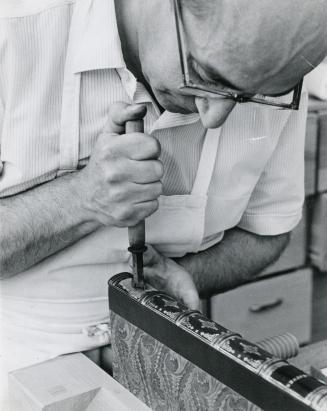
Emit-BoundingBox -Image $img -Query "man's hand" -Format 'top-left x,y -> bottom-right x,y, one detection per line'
142,244 -> 200,310
0,102 -> 164,278
79,103 -> 163,227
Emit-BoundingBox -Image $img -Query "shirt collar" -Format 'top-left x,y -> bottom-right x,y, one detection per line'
71,0 -> 126,73
151,112 -> 200,132
131,81 -> 200,132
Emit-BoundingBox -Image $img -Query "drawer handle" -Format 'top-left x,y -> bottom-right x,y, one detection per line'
249,298 -> 283,313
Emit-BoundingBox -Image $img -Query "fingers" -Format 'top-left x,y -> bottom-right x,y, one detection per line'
131,160 -> 164,184
133,182 -> 163,203
112,200 -> 159,227
105,159 -> 163,184
168,271 -> 200,311
142,244 -> 164,267
176,287 -> 200,311
102,103 -> 147,135
100,132 -> 161,161
108,181 -> 163,205
82,103 -> 161,227
142,247 -> 200,311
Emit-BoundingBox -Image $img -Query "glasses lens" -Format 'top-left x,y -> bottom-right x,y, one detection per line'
250,90 -> 295,107
179,85 -> 233,100
180,80 -> 297,109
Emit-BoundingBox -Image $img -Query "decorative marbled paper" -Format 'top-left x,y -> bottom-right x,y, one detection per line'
109,273 -> 327,411
111,312 -> 260,411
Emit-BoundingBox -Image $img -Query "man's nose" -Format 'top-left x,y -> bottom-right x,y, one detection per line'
195,96 -> 236,129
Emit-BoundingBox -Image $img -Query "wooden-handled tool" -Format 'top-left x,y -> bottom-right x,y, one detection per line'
126,119 -> 147,289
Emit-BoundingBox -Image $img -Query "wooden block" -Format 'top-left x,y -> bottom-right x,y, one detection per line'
8,353 -> 150,411
210,269 -> 312,344
309,193 -> 327,271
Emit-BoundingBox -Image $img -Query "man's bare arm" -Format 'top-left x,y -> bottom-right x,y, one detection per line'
142,228 -> 290,308
0,173 -> 101,278
0,103 -> 163,279
175,228 -> 290,298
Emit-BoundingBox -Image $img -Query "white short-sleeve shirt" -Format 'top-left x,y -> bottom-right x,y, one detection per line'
0,0 -> 307,237
0,1 -> 308,397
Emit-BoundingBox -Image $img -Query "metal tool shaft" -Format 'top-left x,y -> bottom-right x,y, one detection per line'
126,119 -> 146,289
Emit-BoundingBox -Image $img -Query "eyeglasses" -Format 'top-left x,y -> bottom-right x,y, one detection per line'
173,0 -> 303,110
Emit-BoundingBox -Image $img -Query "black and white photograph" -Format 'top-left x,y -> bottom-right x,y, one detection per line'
1,0 -> 327,410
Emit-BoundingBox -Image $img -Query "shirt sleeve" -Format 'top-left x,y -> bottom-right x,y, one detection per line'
238,91 -> 308,236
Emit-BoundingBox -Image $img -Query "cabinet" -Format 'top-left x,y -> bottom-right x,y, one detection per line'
210,269 -> 312,344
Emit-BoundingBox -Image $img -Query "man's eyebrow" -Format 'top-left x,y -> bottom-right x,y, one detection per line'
190,55 -> 241,91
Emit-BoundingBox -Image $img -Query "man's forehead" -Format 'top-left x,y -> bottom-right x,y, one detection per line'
181,0 -> 327,93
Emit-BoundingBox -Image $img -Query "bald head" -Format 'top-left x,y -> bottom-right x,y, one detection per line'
182,0 -> 327,94
118,0 -> 327,120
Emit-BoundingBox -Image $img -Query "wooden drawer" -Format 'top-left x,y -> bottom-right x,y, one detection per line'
210,269 -> 312,344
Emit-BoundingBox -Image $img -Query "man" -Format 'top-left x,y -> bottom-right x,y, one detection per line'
0,0 -> 327,405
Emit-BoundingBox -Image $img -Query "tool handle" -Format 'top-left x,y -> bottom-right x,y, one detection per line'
126,119 -> 146,249
125,119 -> 144,134
128,220 -> 145,249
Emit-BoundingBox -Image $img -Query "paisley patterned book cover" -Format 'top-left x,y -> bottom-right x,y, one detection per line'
109,273 -> 327,411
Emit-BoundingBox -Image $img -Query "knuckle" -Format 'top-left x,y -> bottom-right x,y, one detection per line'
145,182 -> 162,199
149,199 -> 159,214
105,158 -> 129,182
148,137 -> 161,157
141,181 -> 162,199
145,161 -> 163,181
105,167 -> 119,183
156,181 -> 163,196
134,201 -> 158,220
109,186 -> 125,203
106,139 -> 122,156
94,140 -> 115,160
154,161 -> 164,179
113,205 -> 132,223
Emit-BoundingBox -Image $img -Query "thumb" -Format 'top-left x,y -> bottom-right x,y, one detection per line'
142,244 -> 163,267
103,103 -> 147,135
178,287 -> 200,311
